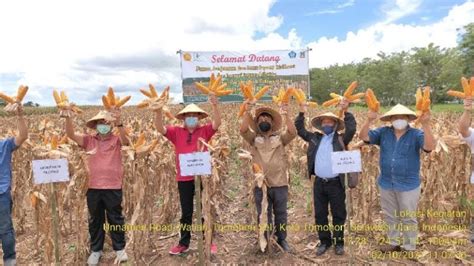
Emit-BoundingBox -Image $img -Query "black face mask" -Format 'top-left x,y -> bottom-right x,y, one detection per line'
258,122 -> 271,132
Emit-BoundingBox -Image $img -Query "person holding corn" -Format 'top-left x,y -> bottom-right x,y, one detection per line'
0,105 -> 28,266
456,95 -> 474,244
294,99 -> 356,256
239,100 -> 297,252
359,104 -> 436,253
64,108 -> 129,265
154,94 -> 221,255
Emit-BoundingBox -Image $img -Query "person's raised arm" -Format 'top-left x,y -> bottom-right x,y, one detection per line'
359,110 -> 378,142
419,111 -> 436,151
154,107 -> 167,135
209,94 -> 221,130
14,105 -> 28,147
65,116 -> 84,146
112,108 -> 129,145
458,96 -> 471,138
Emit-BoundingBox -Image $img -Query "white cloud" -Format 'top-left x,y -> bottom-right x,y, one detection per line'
382,0 -> 423,23
0,0 -> 298,105
305,0 -> 355,16
308,1 -> 474,68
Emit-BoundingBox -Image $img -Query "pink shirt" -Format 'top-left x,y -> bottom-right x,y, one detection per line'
165,123 -> 216,181
81,134 -> 123,189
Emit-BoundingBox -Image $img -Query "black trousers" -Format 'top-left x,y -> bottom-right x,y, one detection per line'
254,186 -> 288,241
313,177 -> 346,246
86,189 -> 126,252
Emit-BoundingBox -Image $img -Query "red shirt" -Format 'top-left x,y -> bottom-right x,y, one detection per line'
165,123 -> 216,181
81,134 -> 123,189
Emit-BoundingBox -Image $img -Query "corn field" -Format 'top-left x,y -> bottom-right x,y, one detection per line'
1,103 -> 473,264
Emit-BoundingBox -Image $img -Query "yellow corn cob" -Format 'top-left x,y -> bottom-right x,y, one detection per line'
308,101 -> 318,108
102,95 -> 111,110
330,93 -> 342,99
215,90 -> 233,96
422,87 -> 431,111
137,101 -> 149,108
211,74 -> 222,91
281,88 -> 294,103
471,77 -> 474,95
60,91 -> 68,102
116,95 -> 131,107
343,81 -> 358,98
149,84 -> 158,98
447,90 -> 465,99
254,86 -> 270,100
215,83 -> 228,92
107,87 -> 116,106
462,77 -> 470,97
347,92 -> 365,101
195,82 -> 212,94
415,88 -> 423,110
0,92 -> 15,104
17,85 -> 28,101
322,98 -> 340,107
53,90 -> 62,104
140,88 -> 153,98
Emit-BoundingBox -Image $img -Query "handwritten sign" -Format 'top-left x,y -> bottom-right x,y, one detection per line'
331,151 -> 362,174
179,152 -> 212,176
32,159 -> 70,184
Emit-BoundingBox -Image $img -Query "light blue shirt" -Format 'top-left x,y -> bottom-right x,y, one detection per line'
315,132 -> 338,178
369,126 -> 424,191
0,138 -> 17,194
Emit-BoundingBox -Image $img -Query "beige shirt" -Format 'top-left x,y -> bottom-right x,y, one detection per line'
241,129 -> 296,187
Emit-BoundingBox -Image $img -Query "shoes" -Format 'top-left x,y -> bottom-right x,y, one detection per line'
4,259 -> 16,266
169,244 -> 189,255
115,249 -> 128,263
316,244 -> 330,256
87,251 -> 102,265
277,239 -> 290,252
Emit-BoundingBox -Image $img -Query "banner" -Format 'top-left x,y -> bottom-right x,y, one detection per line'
179,49 -> 310,103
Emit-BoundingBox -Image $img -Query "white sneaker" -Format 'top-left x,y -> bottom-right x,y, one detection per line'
4,259 -> 16,266
87,251 -> 102,265
115,249 -> 128,263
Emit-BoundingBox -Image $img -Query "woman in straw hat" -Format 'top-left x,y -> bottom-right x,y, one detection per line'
359,104 -> 436,253
65,108 -> 129,265
294,99 -> 356,256
455,96 -> 474,243
239,100 -> 296,252
154,94 -> 221,255
0,105 -> 28,266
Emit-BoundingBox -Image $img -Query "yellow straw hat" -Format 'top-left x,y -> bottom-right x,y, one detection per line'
176,103 -> 209,120
311,112 -> 345,131
86,111 -> 114,129
250,106 -> 283,132
379,104 -> 417,122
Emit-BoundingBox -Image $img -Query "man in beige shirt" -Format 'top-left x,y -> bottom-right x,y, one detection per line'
240,102 -> 296,252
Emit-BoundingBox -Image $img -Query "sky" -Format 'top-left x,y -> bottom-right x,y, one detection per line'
0,0 -> 473,105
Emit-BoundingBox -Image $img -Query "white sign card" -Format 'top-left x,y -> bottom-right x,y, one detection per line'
331,150 -> 362,174
32,159 -> 70,184
179,152 -> 212,176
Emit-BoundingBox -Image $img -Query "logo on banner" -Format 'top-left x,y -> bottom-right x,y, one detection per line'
183,53 -> 192,61
300,51 -> 306,58
288,51 -> 297,58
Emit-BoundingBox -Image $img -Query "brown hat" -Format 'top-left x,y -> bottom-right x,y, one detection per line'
86,111 -> 114,129
176,103 -> 209,120
311,112 -> 345,131
379,104 -> 417,122
250,106 -> 283,132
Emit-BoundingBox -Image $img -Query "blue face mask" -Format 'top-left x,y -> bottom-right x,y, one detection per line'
185,117 -> 198,128
322,125 -> 334,135
97,124 -> 111,135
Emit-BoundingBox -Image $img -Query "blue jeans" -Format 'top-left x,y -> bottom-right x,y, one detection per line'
0,190 -> 16,261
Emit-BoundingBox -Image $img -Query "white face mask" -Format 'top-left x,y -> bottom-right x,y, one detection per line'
392,119 -> 408,130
